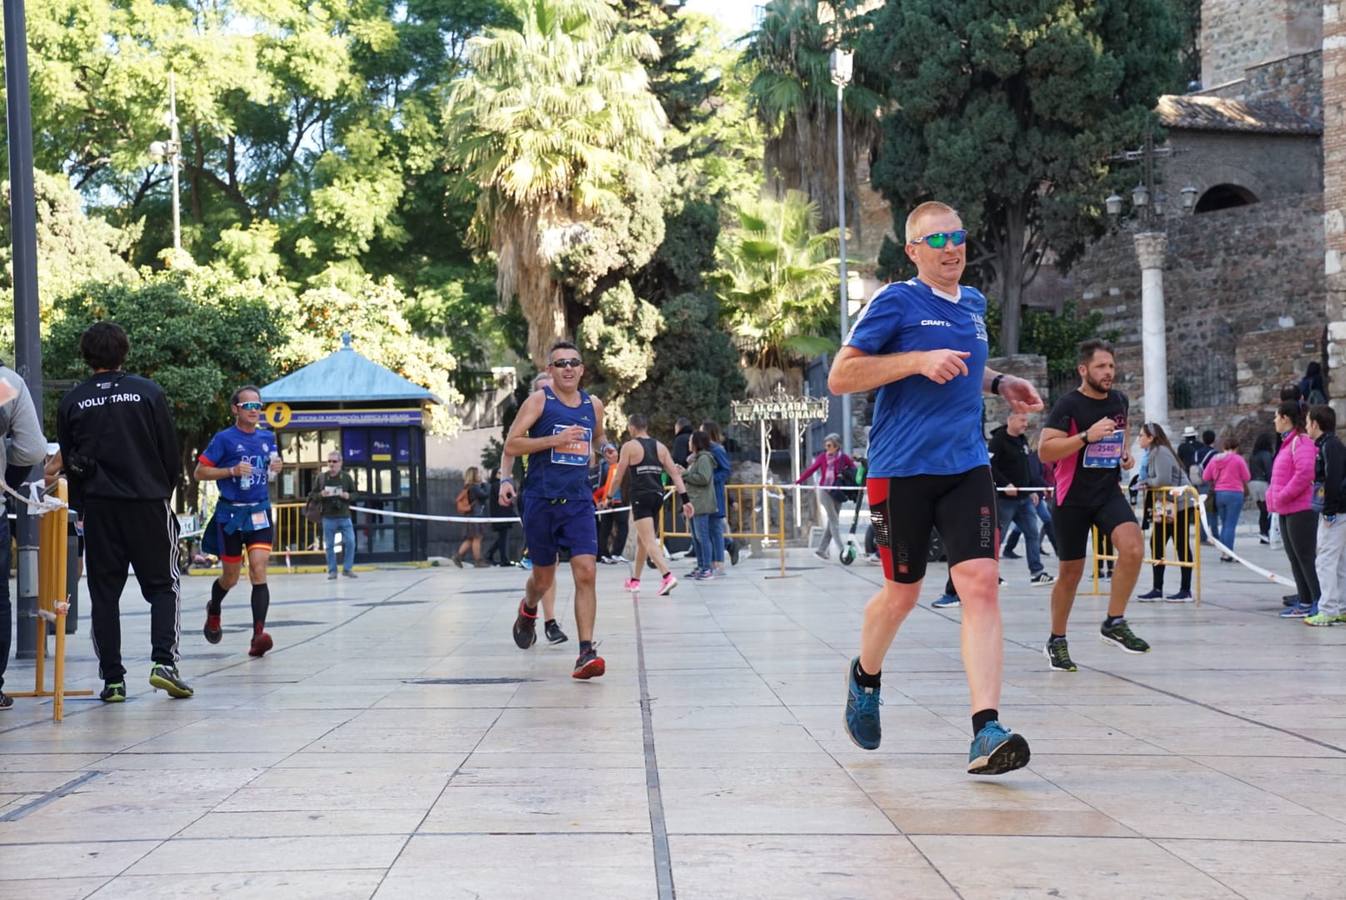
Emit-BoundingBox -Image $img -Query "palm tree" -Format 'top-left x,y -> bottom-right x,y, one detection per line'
714,190 -> 842,378
445,0 -> 666,364
744,1 -> 880,237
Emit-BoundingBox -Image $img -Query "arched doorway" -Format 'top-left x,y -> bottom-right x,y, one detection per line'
1194,184 -> 1258,213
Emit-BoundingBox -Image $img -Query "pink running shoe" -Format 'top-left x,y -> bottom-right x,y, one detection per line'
624,578 -> 641,593
658,572 -> 678,596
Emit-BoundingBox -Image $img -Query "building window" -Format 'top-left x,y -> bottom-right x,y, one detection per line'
1194,184 -> 1258,214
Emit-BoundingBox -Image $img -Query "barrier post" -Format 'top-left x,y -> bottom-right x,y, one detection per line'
11,479 -> 91,718
778,490 -> 787,579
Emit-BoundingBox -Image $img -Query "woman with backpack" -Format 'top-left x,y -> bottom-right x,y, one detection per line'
453,466 -> 491,567
1268,402 -> 1320,617
1202,436 -> 1252,560
796,432 -> 855,562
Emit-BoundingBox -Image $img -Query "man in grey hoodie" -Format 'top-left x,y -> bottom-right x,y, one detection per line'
0,364 -> 52,709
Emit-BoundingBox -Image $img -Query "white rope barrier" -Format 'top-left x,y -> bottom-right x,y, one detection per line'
349,501 -> 637,526
1180,487 -> 1295,589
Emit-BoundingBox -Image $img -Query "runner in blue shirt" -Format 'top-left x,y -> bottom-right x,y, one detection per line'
500,341 -> 611,679
830,200 -> 1044,776
195,386 -> 282,659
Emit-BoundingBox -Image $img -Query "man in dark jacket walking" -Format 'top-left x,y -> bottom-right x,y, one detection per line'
1307,405 -> 1346,626
56,322 -> 192,702
988,413 -> 1054,586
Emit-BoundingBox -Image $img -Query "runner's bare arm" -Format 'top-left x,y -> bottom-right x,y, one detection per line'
194,460 -> 247,481
828,345 -> 970,394
590,397 -> 607,463
503,390 -> 576,457
1038,418 -> 1117,464
657,442 -> 695,519
610,440 -> 637,489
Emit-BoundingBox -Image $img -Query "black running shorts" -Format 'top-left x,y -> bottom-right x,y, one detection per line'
867,468 -> 998,584
630,492 -> 664,522
1053,492 -> 1137,561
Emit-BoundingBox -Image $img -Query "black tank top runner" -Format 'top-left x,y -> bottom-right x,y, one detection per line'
631,437 -> 664,498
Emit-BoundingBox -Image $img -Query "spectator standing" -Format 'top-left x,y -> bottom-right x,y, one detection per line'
0,366 -> 49,710
1306,406 -> 1346,626
1301,361 -> 1328,406
987,412 -> 1053,585
1136,423 -> 1197,602
486,468 -> 515,566
594,443 -> 629,563
683,431 -> 719,579
700,420 -> 737,573
453,466 -> 491,567
1248,432 -> 1274,544
1202,436 -> 1251,560
1267,401 -> 1319,618
671,417 -> 695,467
796,433 -> 855,561
310,451 -> 358,579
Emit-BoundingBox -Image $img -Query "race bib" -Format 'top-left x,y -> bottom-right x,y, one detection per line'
551,425 -> 592,466
1083,432 -> 1124,469
251,510 -> 270,529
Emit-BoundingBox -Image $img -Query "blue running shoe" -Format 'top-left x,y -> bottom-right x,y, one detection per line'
967,720 -> 1031,775
519,557 -> 533,571
932,593 -> 961,609
844,657 -> 882,750
1280,602 -> 1311,618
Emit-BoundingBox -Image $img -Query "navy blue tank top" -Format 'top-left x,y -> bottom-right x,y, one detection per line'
524,387 -> 597,501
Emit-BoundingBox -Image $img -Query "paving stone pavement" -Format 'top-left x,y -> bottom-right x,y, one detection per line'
1,541 -> 1345,899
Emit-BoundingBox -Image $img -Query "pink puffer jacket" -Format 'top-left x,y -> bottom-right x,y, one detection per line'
1266,432 -> 1315,515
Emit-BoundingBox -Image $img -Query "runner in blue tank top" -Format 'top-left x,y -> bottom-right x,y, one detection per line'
829,201 -> 1045,776
500,341 -> 610,679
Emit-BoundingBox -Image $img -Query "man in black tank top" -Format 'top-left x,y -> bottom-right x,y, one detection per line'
610,414 -> 694,596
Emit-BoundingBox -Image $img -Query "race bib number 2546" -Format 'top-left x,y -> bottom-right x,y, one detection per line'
550,425 -> 592,466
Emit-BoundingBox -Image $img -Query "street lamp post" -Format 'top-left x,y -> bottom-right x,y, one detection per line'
1107,132 -> 1198,431
830,48 -> 854,456
150,71 -> 182,253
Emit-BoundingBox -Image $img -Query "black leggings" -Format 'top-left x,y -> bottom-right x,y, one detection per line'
1281,511 -> 1320,605
1150,517 -> 1192,592
598,509 -> 630,559
486,526 -> 512,565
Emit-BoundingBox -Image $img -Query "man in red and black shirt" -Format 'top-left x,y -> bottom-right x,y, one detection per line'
1037,339 -> 1150,672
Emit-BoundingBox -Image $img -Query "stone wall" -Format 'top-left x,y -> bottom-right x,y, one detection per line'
1244,50 -> 1324,121
1326,1 -> 1346,411
1069,193 -> 1324,366
1202,0 -> 1323,89
1164,131 -> 1321,206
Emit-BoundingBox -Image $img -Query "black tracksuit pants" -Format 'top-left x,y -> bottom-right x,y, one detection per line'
84,498 -> 181,683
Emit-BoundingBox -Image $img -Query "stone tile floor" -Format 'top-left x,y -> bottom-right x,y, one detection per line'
1,541 -> 1343,899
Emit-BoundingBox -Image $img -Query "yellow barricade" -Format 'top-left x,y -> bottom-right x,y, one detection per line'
271,501 -> 325,560
1089,485 -> 1202,604
11,479 -> 93,719
658,483 -> 789,578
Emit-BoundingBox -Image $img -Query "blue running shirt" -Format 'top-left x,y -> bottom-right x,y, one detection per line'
199,425 -> 278,504
523,387 -> 598,503
846,279 -> 990,478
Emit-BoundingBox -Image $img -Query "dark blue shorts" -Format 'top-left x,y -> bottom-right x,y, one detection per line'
521,494 -> 598,566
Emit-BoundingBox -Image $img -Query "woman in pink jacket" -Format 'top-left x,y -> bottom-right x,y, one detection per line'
1267,401 -> 1320,617
1202,435 -> 1252,560
796,433 -> 855,561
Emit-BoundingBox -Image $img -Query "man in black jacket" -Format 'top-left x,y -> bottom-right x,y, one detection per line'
1307,405 -> 1346,627
988,412 -> 1054,586
56,322 -> 192,702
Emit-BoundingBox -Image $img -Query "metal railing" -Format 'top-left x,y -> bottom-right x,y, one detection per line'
657,483 -> 789,578
1089,486 -> 1202,603
272,501 -> 325,559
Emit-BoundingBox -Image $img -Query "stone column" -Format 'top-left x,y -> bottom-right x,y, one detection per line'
1325,2 -> 1346,413
1134,231 -> 1169,429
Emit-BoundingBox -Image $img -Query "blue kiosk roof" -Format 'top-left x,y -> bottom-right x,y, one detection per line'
260,335 -> 442,405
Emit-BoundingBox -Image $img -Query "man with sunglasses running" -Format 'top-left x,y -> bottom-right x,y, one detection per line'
196,387 -> 283,659
831,201 -> 1043,776
501,341 -> 609,678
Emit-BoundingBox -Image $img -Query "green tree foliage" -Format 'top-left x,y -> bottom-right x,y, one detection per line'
984,301 -> 1112,378
714,190 -> 840,373
445,0 -> 668,364
625,292 -> 746,438
43,271 -> 283,504
862,0 -> 1183,354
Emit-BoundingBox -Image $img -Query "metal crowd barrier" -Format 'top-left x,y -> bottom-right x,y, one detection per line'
657,483 -> 789,578
272,501 -> 324,560
1089,485 -> 1202,604
10,479 -> 92,719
